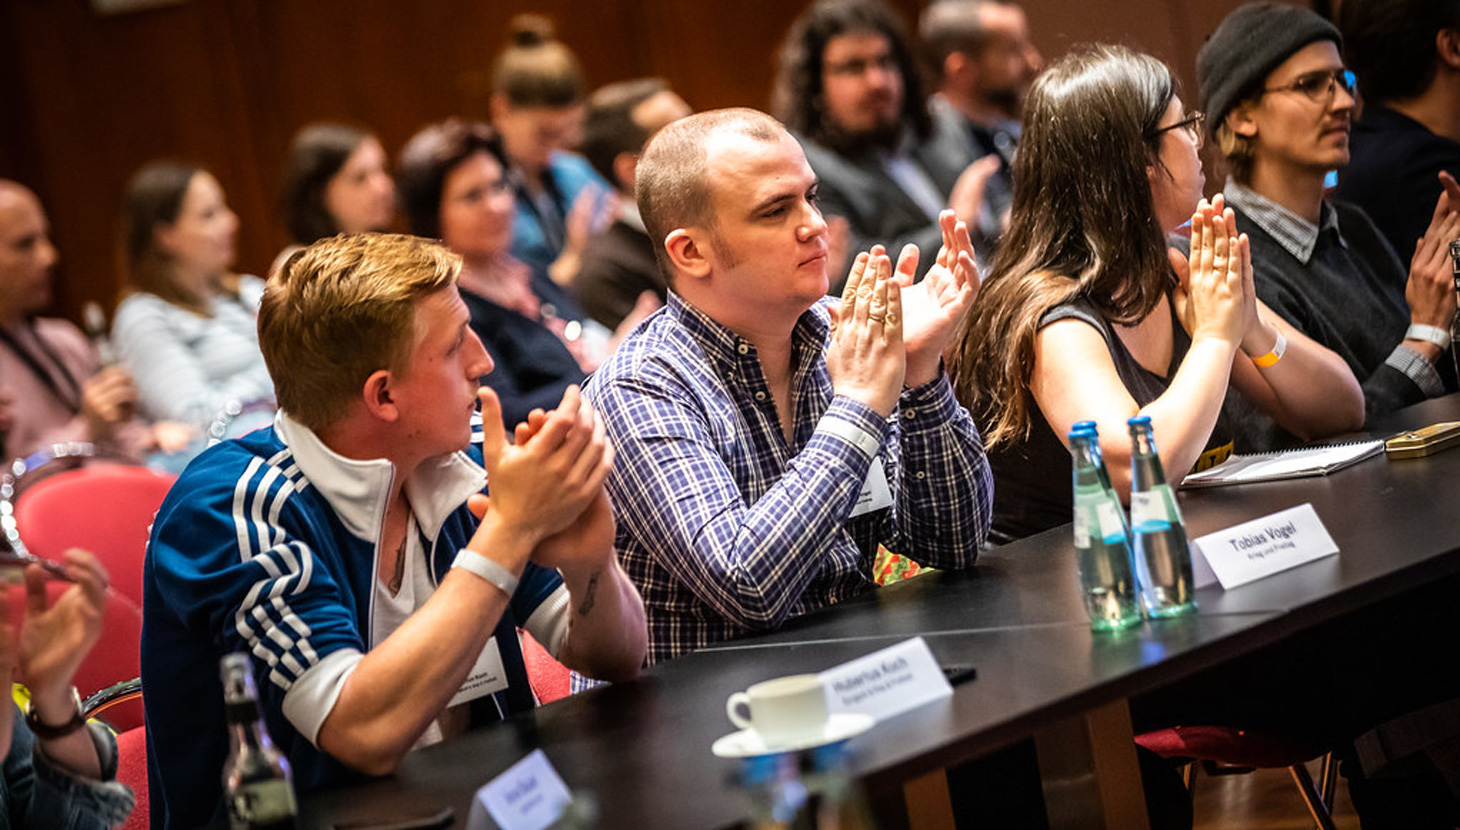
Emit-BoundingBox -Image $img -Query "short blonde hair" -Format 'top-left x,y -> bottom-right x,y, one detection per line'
259,233 -> 460,431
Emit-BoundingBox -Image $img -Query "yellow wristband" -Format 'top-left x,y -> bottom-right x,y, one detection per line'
1252,331 -> 1287,368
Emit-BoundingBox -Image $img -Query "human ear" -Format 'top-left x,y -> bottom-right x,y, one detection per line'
1228,105 -> 1258,140
152,221 -> 179,255
362,369 -> 399,422
665,228 -> 712,281
1437,29 -> 1460,71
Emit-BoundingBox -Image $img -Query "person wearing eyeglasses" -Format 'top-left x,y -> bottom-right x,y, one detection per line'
1199,2 -> 1460,425
771,0 -> 1001,286
948,44 -> 1362,543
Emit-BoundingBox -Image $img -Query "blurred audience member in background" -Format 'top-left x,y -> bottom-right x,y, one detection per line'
1200,3 -> 1460,422
0,180 -> 186,461
272,122 -> 396,275
400,119 -> 625,430
773,0 -> 999,283
918,0 -> 1042,254
573,77 -> 691,329
1335,0 -> 1460,259
114,162 -> 274,437
489,14 -> 611,286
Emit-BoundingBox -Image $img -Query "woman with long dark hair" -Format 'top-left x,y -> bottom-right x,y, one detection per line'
949,45 -> 1362,542
114,162 -> 273,433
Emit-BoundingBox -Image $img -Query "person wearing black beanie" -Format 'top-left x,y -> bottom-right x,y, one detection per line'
1195,2 -> 1460,428
1194,11 -> 1460,829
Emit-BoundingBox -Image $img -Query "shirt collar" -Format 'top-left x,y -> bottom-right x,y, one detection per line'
1223,177 -> 1345,264
274,410 -> 486,543
664,292 -> 830,377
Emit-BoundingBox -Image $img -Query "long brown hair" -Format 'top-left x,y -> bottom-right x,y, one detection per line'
120,161 -> 221,316
949,45 -> 1175,447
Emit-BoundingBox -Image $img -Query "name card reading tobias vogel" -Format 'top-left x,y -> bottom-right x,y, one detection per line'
1191,502 -> 1337,590
818,636 -> 952,721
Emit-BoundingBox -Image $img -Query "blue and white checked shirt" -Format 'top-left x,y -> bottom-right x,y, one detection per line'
585,293 -> 992,665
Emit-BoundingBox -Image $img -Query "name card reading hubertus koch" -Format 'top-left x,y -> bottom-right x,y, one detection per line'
818,636 -> 953,721
1191,502 -> 1338,590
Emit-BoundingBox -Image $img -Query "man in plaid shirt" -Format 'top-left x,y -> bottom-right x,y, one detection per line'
585,108 -> 992,665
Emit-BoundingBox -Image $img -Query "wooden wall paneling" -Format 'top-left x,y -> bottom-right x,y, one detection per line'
629,0 -> 925,114
0,0 -> 1291,329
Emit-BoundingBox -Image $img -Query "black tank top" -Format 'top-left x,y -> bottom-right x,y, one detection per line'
985,294 -> 1235,543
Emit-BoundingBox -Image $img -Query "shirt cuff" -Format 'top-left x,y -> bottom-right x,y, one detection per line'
819,396 -> 887,461
1387,344 -> 1447,398
897,372 -> 963,431
282,648 -> 363,745
523,584 -> 571,658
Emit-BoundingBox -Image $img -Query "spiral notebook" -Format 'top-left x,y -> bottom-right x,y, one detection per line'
1181,439 -> 1385,488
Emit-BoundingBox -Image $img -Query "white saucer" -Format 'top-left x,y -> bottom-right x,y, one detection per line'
711,712 -> 876,758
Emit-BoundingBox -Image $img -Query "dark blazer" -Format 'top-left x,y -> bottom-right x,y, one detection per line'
795,128 -> 969,286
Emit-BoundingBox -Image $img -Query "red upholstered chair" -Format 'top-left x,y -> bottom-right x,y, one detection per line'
8,461 -> 176,608
1136,725 -> 1339,830
520,629 -> 571,704
113,723 -> 149,830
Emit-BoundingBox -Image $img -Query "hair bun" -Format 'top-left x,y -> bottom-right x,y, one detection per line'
508,14 -> 556,48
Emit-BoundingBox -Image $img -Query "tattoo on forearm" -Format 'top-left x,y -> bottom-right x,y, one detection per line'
577,571 -> 601,616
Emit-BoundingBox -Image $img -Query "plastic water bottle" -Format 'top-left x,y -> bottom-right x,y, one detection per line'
1069,424 -> 1142,631
221,653 -> 298,830
741,753 -> 814,830
1127,416 -> 1197,618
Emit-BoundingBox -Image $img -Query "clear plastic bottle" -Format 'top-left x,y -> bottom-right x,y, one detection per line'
804,743 -> 876,830
741,753 -> 814,830
1069,424 -> 1142,631
221,653 -> 298,830
1126,416 -> 1197,618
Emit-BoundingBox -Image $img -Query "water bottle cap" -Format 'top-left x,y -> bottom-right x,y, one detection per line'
1127,415 -> 1152,427
1071,419 -> 1097,436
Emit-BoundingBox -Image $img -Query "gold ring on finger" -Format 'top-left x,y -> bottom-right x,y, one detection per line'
868,314 -> 886,324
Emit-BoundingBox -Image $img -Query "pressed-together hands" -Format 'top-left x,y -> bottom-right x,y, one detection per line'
469,385 -> 615,572
1170,194 -> 1266,354
828,247 -> 906,417
549,185 -> 619,288
828,209 -> 982,416
1404,171 -> 1460,350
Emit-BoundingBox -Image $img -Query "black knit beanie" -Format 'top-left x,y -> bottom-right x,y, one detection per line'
1197,2 -> 1342,129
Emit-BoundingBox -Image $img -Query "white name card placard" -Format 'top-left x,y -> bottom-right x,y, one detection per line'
818,636 -> 953,721
1191,502 -> 1338,590
470,749 -> 573,830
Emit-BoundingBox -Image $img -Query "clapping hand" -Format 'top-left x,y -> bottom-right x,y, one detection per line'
827,246 -> 905,416
1170,194 -> 1251,349
891,210 -> 981,386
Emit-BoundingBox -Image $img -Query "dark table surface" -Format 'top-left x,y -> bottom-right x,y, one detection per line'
300,396 -> 1460,830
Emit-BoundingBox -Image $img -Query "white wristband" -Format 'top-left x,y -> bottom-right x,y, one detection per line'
452,549 -> 520,597
1406,324 -> 1452,350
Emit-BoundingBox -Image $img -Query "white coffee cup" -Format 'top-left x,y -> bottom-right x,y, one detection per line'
725,674 -> 830,747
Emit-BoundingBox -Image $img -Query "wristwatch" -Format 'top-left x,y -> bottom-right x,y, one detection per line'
24,687 -> 86,739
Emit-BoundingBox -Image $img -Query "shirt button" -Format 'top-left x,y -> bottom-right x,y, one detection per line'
916,470 -> 926,480
754,391 -> 767,401
737,343 -> 750,355
903,408 -> 916,419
